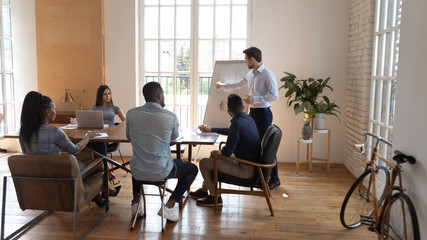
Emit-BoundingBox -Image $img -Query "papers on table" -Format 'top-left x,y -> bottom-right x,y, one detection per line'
61,124 -> 77,129
196,130 -> 219,136
92,133 -> 108,139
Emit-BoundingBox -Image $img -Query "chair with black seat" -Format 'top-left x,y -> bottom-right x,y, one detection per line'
130,179 -> 168,232
1,152 -> 109,240
213,124 -> 282,216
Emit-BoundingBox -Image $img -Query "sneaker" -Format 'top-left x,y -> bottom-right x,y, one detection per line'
189,188 -> 208,199
157,205 -> 179,222
131,203 -> 144,218
196,195 -> 223,207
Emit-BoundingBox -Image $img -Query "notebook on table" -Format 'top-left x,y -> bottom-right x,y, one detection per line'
75,110 -> 108,129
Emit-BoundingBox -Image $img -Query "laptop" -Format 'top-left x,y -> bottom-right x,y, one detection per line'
75,110 -> 107,129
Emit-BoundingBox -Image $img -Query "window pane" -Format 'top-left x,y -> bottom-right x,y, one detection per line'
392,29 -> 400,77
231,40 -> 246,59
198,75 -> 211,105
199,0 -> 214,5
160,7 -> 174,38
160,0 -> 174,5
383,32 -> 392,77
144,7 -> 158,38
176,41 -> 191,72
145,75 -> 158,84
215,6 -> 230,38
2,6 -> 11,37
2,0 -> 10,4
199,6 -> 213,38
176,0 -> 191,5
177,74 -> 190,105
389,80 -> 396,126
176,6 -> 191,39
198,40 -> 213,72
394,0 -> 402,27
232,0 -> 247,4
232,5 -> 246,38
176,106 -> 190,128
375,35 -> 383,77
215,40 -> 229,60
4,73 -> 13,102
380,80 -> 387,123
160,40 -> 174,72
0,73 -> 3,101
0,41 -> 2,69
216,0 -> 230,4
160,75 -> 174,104
145,41 -> 158,72
145,0 -> 159,5
4,39 -> 12,70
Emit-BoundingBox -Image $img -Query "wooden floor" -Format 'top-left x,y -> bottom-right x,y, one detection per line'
0,153 -> 377,239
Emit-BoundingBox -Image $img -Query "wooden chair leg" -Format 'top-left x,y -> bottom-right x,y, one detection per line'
258,168 -> 274,216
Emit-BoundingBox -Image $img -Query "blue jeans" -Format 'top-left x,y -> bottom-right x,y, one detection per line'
132,159 -> 198,202
249,107 -> 279,183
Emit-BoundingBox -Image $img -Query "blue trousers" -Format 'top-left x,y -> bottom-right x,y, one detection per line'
249,107 -> 280,183
132,158 -> 198,202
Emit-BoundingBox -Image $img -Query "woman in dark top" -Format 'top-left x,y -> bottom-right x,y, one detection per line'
19,91 -> 120,206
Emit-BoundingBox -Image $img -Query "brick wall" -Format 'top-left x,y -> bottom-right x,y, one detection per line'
344,0 -> 375,177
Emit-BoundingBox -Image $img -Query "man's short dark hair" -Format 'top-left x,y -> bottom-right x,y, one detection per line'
243,47 -> 262,62
143,82 -> 163,102
227,94 -> 244,116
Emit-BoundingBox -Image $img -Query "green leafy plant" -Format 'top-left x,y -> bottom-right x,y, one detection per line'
279,71 -> 340,120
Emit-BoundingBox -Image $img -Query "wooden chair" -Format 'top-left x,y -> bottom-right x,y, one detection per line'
213,124 -> 282,216
1,152 -> 109,240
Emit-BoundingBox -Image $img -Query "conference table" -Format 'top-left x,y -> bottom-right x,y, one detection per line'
60,122 -> 220,173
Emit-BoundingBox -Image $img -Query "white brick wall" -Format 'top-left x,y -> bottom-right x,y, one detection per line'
344,0 -> 375,177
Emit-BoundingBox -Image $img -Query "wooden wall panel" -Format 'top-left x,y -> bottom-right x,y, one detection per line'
36,0 -> 104,111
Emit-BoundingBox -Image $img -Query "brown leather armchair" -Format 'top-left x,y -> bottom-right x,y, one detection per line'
1,151 -> 109,240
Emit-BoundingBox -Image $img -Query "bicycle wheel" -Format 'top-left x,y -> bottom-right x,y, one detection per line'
380,192 -> 420,240
340,166 -> 389,229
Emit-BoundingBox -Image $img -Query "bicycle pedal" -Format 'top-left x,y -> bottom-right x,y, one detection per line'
360,215 -> 375,226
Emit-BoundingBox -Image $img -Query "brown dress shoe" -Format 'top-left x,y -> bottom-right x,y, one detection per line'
196,195 -> 223,207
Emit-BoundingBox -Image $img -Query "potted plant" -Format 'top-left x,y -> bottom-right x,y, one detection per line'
279,71 -> 340,134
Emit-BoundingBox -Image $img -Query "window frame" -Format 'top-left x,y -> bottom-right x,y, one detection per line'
368,0 -> 402,158
139,0 -> 252,128
0,0 -> 15,136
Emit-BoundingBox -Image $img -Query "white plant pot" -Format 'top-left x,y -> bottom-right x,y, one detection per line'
314,113 -> 326,130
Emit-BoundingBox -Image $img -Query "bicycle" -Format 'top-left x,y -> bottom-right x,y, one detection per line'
340,132 -> 420,240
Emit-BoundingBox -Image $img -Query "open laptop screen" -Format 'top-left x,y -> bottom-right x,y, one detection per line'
75,110 -> 106,129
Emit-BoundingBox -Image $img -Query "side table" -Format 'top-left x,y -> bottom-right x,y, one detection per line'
296,129 -> 330,174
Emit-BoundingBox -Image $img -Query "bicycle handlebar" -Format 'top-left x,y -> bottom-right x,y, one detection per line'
354,132 -> 392,154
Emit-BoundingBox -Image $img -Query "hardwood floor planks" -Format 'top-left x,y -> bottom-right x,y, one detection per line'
0,153 -> 376,239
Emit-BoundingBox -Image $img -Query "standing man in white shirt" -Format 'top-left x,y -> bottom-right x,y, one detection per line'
216,46 -> 281,190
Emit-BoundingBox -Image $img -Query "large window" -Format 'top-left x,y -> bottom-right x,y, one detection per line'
0,0 -> 14,135
369,0 -> 402,157
141,0 -> 249,128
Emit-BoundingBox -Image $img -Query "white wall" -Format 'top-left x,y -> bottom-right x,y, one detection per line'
392,0 -> 427,236
104,0 -> 138,155
251,0 -> 350,163
0,0 -> 37,151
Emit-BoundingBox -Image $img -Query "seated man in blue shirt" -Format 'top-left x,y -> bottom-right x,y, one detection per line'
127,82 -> 198,222
189,94 -> 262,206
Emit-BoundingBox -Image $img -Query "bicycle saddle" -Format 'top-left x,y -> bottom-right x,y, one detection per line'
393,150 -> 416,164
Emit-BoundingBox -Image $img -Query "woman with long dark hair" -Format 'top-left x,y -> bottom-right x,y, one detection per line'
19,91 -> 120,206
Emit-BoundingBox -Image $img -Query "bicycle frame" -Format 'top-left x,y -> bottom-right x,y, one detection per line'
356,132 -> 406,239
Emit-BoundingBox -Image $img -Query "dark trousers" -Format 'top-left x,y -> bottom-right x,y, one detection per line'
132,158 -> 198,202
249,107 -> 280,183
87,142 -> 107,156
